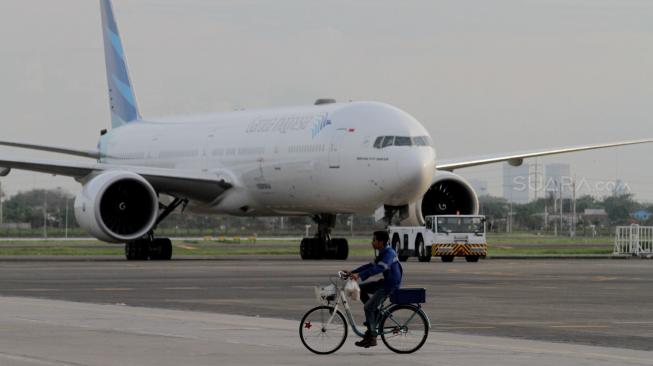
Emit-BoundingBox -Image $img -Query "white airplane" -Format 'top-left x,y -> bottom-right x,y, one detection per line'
0,0 -> 650,260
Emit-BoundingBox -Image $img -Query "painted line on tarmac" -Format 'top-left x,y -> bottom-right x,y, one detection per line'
439,326 -> 496,330
93,288 -> 134,291
550,325 -> 611,329
0,351 -> 81,366
591,276 -> 620,281
13,288 -> 60,292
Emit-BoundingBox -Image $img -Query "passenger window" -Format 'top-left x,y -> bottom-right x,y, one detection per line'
381,136 -> 394,148
394,136 -> 412,146
373,136 -> 383,149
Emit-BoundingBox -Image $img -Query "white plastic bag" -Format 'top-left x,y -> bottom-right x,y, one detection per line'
344,279 -> 360,302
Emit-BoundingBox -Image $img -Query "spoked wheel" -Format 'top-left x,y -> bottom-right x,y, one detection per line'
299,306 -> 348,354
380,305 -> 429,354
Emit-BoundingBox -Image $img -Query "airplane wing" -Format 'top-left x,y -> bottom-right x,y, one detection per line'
437,139 -> 653,171
0,155 -> 231,202
0,140 -> 102,159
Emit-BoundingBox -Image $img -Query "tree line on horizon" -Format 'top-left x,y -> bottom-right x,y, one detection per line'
0,188 -> 649,235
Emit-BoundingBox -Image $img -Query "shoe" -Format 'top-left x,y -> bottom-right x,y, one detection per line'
354,333 -> 378,348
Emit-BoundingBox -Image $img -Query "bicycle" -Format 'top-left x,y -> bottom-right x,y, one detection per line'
299,271 -> 430,354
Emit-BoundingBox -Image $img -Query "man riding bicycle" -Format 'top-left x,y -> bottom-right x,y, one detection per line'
345,230 -> 402,348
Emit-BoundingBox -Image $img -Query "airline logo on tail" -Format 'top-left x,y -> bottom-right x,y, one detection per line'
100,0 -> 141,127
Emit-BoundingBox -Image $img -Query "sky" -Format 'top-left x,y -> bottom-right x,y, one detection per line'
0,0 -> 652,201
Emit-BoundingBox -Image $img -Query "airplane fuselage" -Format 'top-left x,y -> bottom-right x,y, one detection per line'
99,101 -> 436,216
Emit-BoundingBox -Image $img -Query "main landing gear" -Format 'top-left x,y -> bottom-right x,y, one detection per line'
300,214 -> 349,260
125,197 -> 188,261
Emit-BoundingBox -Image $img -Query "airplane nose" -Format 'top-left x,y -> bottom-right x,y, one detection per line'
394,148 -> 435,202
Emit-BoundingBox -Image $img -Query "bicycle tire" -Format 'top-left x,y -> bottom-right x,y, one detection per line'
379,304 -> 429,354
299,305 -> 348,355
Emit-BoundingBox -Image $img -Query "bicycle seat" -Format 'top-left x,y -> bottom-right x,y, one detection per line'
390,288 -> 426,304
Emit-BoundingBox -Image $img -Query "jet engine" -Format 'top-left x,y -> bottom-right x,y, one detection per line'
401,171 -> 479,226
74,171 -> 159,243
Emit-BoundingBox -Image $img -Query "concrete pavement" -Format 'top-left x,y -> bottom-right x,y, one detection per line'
0,296 -> 652,366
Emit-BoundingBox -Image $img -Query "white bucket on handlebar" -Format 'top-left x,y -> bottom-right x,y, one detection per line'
315,284 -> 336,302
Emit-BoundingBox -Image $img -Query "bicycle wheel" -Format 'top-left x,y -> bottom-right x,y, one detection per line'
299,306 -> 348,354
380,304 -> 429,354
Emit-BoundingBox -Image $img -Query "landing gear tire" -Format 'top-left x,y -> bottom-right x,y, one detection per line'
393,234 -> 409,262
441,255 -> 455,263
300,238 -> 348,260
125,240 -> 149,261
300,214 -> 349,261
149,238 -> 173,260
300,239 -> 310,260
330,238 -> 349,260
416,236 -> 432,263
391,234 -> 400,252
465,256 -> 480,263
300,238 -> 324,260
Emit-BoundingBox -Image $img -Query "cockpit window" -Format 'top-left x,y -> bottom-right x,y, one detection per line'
381,136 -> 395,148
413,136 -> 427,146
414,136 -> 433,146
373,135 -> 433,149
394,136 -> 412,146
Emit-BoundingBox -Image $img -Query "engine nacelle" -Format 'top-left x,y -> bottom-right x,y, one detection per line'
401,171 -> 479,226
74,171 -> 159,243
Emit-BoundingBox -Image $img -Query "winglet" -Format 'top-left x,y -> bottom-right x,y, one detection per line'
100,0 -> 141,128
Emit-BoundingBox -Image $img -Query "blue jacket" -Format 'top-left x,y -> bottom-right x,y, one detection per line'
353,245 -> 402,293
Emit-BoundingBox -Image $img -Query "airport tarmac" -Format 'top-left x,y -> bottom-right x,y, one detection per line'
2,296 -> 653,366
0,257 -> 652,365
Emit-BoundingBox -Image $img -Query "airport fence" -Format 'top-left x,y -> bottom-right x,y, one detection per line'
614,225 -> 653,256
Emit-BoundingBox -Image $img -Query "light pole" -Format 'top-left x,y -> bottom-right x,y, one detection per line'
43,189 -> 47,239
65,198 -> 69,239
0,180 -> 3,229
56,187 -> 69,239
350,215 -> 354,238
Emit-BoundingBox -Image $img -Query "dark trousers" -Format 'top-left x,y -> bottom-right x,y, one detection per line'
360,279 -> 384,304
359,279 -> 387,336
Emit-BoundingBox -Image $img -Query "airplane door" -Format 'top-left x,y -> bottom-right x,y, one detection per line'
203,128 -> 219,172
328,129 -> 346,168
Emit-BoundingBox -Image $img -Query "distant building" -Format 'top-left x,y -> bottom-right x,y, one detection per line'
503,163 -> 531,204
545,163 -> 572,199
582,208 -> 608,226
